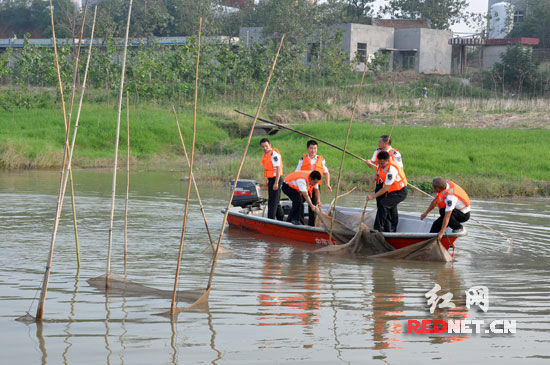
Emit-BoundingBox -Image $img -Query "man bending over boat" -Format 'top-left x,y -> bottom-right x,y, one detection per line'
420,177 -> 471,241
367,151 -> 408,232
296,140 -> 332,226
260,138 -> 284,220
282,170 -> 322,225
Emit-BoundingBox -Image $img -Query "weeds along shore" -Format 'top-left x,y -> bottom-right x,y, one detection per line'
0,86 -> 549,198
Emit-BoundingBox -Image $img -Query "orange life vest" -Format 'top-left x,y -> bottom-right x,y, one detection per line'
284,170 -> 314,194
261,148 -> 283,178
436,180 -> 470,210
301,154 -> 324,185
375,148 -> 400,165
376,160 -> 408,193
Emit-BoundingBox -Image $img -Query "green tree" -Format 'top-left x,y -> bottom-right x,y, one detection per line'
381,0 -> 468,30
492,44 -> 539,94
508,0 -> 550,49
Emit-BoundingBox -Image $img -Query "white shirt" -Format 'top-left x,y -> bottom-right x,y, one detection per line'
443,183 -> 470,213
296,155 -> 329,173
295,178 -> 308,193
371,147 -> 403,168
270,150 -> 281,168
384,165 -> 402,186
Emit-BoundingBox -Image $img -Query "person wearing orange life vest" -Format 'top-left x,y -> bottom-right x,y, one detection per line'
366,150 -> 408,232
260,138 -> 284,220
365,134 -> 403,168
281,170 -> 322,225
296,140 -> 332,226
420,177 -> 471,241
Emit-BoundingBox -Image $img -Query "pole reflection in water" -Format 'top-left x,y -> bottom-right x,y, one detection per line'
36,321 -> 48,365
120,294 -> 128,364
104,293 -> 112,365
207,309 -> 222,365
258,245 -> 320,327
327,269 -> 344,362
62,271 -> 80,364
170,319 -> 177,365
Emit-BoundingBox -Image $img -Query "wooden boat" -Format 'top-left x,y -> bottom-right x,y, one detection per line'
226,202 -> 466,251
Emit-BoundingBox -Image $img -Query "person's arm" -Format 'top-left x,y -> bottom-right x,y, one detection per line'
324,171 -> 332,192
420,198 -> 438,220
366,160 -> 376,168
295,158 -> 302,172
314,187 -> 321,206
366,150 -> 378,168
273,165 -> 282,191
437,210 -> 453,241
366,184 -> 390,201
301,191 -> 317,211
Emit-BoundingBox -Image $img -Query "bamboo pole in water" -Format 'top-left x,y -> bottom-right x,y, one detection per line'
171,18 -> 203,313
172,35 -> 286,314
172,106 -> 215,249
35,2 -> 95,321
124,92 -> 130,274
327,65 -> 369,243
65,0 -> 91,265
106,0 -> 133,287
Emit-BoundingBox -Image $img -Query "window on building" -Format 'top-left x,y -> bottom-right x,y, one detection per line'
357,43 -> 367,63
513,10 -> 524,23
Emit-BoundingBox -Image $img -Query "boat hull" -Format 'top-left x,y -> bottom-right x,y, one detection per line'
227,209 -> 461,250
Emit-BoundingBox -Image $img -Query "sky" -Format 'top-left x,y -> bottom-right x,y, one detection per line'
370,0 -> 489,34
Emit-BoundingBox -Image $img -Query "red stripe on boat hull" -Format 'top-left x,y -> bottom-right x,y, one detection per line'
227,213 -> 458,250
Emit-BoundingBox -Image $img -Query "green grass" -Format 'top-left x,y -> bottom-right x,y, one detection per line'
1,98 -> 549,197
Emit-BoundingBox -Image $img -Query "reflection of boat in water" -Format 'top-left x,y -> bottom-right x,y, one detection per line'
227,203 -> 466,250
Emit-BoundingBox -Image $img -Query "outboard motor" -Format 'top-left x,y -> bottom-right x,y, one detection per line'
230,179 -> 263,208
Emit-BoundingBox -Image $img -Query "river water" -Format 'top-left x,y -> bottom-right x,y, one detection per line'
1,170 -> 549,364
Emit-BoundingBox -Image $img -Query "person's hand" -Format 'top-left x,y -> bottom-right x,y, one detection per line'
317,200 -> 322,207
367,193 -> 375,201
273,182 -> 279,191
437,231 -> 444,241
420,212 -> 427,220
366,160 -> 375,168
326,185 -> 333,192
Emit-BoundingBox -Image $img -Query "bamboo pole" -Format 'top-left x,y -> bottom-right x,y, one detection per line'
106,0 -> 133,287
172,35 -> 285,314
35,2 -> 95,321
124,92 -> 130,274
170,18 -> 203,313
172,106 -> 215,249
65,1 -> 90,260
234,110 -> 367,163
69,168 -> 80,268
327,65 -> 369,243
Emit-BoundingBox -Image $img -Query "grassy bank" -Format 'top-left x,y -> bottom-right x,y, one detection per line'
1,98 -> 549,197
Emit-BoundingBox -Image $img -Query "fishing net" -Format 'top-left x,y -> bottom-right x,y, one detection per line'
87,275 -> 206,302
315,208 -> 452,262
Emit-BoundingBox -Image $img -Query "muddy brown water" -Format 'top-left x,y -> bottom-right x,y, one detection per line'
1,170 -> 549,364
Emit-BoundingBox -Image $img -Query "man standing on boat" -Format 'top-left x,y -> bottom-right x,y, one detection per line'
420,177 -> 471,241
367,151 -> 408,232
296,140 -> 332,226
365,135 -> 403,169
282,170 -> 322,225
260,138 -> 284,220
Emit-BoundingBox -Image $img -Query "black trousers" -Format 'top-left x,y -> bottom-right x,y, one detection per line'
267,177 -> 284,220
282,183 -> 304,224
430,208 -> 470,233
307,192 -> 318,226
373,187 -> 408,232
